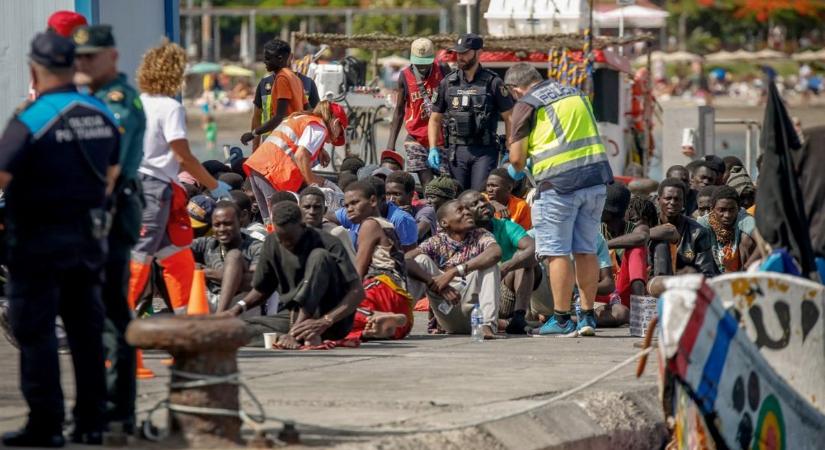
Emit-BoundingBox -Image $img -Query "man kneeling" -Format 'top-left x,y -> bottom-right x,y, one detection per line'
343,181 -> 414,340
406,200 -> 502,338
192,201 -> 262,313
224,201 -> 364,348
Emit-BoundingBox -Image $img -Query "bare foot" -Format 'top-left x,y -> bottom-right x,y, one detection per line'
482,325 -> 496,340
363,313 -> 408,339
277,334 -> 301,350
305,334 -> 322,347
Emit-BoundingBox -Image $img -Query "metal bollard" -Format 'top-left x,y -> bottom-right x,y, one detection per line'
126,315 -> 252,448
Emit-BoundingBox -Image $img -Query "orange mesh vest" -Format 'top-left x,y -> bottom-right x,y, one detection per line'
243,115 -> 327,192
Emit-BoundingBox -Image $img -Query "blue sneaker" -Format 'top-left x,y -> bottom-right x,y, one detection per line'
577,313 -> 597,336
537,315 -> 577,337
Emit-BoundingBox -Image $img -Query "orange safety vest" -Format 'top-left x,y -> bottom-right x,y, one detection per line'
243,114 -> 328,193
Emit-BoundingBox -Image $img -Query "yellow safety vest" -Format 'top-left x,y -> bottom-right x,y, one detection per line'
522,80 -> 613,193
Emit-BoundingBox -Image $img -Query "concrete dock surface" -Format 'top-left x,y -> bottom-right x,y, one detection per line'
0,312 -> 667,449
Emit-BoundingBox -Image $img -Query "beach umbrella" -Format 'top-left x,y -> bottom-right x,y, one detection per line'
791,50 -> 819,62
755,82 -> 816,278
662,50 -> 702,63
378,55 -> 410,67
187,61 -> 221,75
222,65 -> 254,77
705,50 -> 734,62
730,49 -> 756,61
754,48 -> 787,60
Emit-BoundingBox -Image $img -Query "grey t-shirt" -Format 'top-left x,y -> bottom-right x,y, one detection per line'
191,235 -> 263,293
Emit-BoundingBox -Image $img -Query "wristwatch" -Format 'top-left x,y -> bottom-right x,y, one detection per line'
236,300 -> 247,313
456,264 -> 467,277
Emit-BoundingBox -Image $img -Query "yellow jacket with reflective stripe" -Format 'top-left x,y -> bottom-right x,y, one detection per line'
521,80 -> 613,193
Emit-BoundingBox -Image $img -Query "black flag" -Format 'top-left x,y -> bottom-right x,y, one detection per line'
755,82 -> 815,277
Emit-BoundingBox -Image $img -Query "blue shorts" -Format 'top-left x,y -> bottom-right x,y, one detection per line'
532,184 -> 607,257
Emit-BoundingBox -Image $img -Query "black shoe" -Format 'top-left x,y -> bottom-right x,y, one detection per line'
505,313 -> 529,335
71,430 -> 103,445
2,428 -> 65,447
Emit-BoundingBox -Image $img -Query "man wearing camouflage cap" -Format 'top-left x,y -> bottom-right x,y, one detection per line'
73,24 -> 146,436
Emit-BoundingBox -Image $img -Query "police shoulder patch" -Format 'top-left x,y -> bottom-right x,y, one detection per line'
107,90 -> 125,102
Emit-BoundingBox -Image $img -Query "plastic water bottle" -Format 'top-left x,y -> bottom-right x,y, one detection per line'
470,304 -> 484,343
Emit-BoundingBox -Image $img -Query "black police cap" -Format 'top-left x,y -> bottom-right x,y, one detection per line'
451,33 -> 483,53
29,30 -> 76,68
73,25 -> 116,54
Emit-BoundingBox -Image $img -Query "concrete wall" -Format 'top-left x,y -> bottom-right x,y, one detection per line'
0,0 -> 74,125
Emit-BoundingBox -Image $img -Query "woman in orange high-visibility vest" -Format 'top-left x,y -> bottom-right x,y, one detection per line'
244,100 -> 348,225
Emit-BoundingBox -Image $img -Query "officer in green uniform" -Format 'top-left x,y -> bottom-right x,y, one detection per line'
73,25 -> 145,433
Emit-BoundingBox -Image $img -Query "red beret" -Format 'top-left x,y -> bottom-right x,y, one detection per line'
47,10 -> 88,38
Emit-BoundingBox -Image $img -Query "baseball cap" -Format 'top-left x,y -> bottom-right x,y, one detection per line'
73,25 -> 115,54
47,10 -> 88,38
329,102 -> 348,146
380,150 -> 404,169
451,33 -> 483,53
371,167 -> 394,179
188,194 -> 217,229
357,164 -> 380,181
410,38 -> 435,65
29,31 -> 76,69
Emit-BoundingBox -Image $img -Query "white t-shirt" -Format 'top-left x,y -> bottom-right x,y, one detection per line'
296,122 -> 327,157
139,94 -> 188,183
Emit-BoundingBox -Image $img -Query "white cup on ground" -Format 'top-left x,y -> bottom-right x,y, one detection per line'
263,333 -> 279,349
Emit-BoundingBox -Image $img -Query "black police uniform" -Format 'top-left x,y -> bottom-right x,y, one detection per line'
0,32 -> 120,445
432,34 -> 514,192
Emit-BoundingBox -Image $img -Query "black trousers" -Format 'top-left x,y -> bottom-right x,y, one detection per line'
8,261 -> 106,434
101,253 -> 135,427
449,145 -> 499,192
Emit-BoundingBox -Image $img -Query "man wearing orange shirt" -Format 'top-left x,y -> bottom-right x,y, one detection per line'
485,167 -> 531,230
243,39 -> 307,149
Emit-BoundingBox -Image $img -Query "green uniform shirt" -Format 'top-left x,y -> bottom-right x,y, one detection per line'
95,73 -> 145,180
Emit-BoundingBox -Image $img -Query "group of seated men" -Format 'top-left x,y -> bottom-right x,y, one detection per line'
173,150 -> 762,347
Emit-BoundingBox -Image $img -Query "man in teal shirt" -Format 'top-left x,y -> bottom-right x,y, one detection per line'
74,25 -> 145,433
460,190 -> 537,334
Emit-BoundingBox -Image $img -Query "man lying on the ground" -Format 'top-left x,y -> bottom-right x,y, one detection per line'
459,190 -> 537,334
343,181 -> 414,340
485,168 -> 531,231
192,201 -> 262,312
224,201 -> 363,349
650,178 -> 717,277
386,171 -> 436,242
332,176 -> 418,251
300,186 -> 356,263
405,200 -> 502,338
600,183 -> 648,308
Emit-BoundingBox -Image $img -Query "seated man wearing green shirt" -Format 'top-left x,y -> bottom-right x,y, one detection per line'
459,190 -> 538,334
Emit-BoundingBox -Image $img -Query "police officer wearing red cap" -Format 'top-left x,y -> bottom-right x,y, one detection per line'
0,31 -> 120,447
428,33 -> 514,192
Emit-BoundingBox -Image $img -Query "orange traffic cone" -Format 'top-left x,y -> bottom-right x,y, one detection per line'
186,269 -> 210,315
136,349 -> 155,379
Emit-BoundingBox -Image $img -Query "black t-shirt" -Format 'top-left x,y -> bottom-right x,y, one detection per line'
252,227 -> 360,300
252,74 -> 273,110
192,235 -> 263,294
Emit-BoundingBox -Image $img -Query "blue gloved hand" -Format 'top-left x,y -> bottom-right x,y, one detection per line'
507,164 -> 526,181
427,147 -> 441,170
210,180 -> 233,200
525,157 -> 533,172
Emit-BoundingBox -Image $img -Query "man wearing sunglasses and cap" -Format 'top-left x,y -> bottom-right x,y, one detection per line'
427,33 -> 514,192
385,38 -> 450,187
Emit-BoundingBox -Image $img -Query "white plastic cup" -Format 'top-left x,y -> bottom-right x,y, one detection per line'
263,333 -> 279,349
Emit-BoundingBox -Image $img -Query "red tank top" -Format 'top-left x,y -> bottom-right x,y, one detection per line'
401,64 -> 445,147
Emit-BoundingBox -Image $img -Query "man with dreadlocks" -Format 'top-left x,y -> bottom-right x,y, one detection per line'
697,186 -> 756,273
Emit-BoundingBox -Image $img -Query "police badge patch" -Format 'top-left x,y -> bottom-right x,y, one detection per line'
452,97 -> 460,108
107,90 -> 124,102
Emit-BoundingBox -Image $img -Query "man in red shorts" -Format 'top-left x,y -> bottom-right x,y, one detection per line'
599,183 -> 649,308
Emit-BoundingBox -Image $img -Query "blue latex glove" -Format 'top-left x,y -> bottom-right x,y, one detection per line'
507,164 -> 525,181
427,147 -> 441,170
525,157 -> 533,172
210,180 -> 233,200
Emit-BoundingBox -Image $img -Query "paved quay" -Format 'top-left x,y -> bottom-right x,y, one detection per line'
0,313 -> 667,449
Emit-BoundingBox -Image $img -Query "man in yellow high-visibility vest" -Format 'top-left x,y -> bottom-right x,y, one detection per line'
505,63 -> 613,337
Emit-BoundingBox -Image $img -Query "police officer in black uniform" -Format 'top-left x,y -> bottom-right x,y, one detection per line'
427,33 -> 514,192
0,31 -> 121,447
